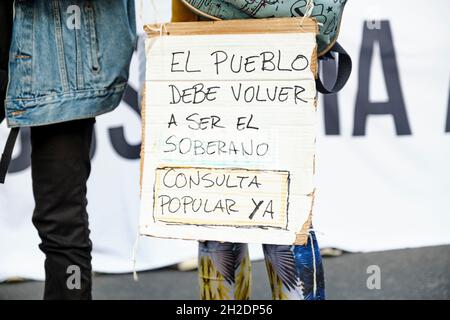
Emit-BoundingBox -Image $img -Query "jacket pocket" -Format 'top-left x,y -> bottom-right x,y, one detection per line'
84,1 -> 100,73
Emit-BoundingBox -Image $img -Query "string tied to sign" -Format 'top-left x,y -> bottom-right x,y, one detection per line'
145,23 -> 168,38
139,0 -> 168,37
294,227 -> 325,299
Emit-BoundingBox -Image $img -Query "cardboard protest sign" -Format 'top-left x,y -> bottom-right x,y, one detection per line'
140,18 -> 318,245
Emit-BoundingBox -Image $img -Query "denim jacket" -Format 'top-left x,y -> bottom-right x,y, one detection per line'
5,0 -> 137,128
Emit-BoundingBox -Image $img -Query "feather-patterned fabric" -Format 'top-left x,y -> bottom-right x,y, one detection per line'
198,231 -> 325,300
180,0 -> 348,56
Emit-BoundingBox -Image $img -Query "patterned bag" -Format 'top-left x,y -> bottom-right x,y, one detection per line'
180,0 -> 351,94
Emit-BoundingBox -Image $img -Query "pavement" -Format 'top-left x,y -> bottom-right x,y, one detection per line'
0,245 -> 449,300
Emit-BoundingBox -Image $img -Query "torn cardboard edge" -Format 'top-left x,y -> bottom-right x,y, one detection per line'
140,82 -> 147,198
294,189 -> 315,245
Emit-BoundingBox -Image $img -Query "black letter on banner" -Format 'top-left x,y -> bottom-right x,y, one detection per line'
8,128 -> 31,173
109,85 -> 141,159
353,20 -> 411,136
320,59 -> 340,135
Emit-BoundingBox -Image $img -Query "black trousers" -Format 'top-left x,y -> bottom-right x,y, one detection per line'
30,119 -> 95,300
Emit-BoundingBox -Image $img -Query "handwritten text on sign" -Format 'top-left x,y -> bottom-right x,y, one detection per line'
141,19 -> 317,244
153,167 -> 289,229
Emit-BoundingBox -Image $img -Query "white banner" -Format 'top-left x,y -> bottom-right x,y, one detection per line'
1,0 -> 449,281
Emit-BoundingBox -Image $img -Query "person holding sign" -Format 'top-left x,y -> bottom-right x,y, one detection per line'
168,0 -> 350,300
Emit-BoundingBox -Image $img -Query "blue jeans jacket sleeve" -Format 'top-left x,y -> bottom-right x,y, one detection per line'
5,0 -> 137,127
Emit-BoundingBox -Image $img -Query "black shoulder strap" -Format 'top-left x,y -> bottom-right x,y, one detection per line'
316,42 -> 352,95
0,69 -> 7,123
0,127 -> 19,184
